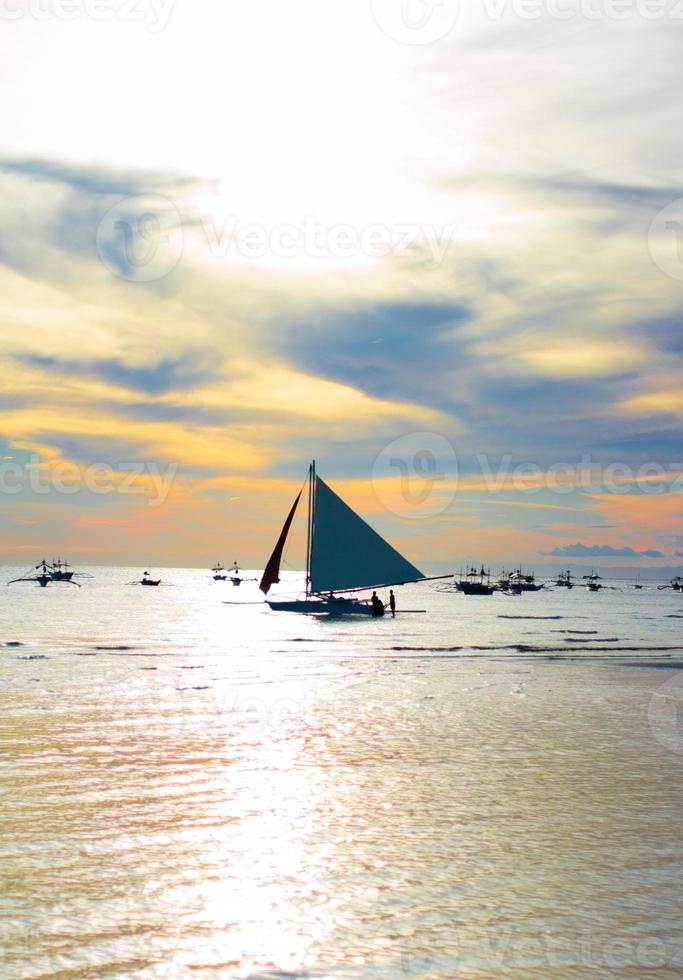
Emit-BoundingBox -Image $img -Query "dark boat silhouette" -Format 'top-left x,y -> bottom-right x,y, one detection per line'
455,566 -> 496,595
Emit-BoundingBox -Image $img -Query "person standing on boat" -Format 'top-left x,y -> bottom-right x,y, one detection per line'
389,590 -> 396,617
371,592 -> 385,617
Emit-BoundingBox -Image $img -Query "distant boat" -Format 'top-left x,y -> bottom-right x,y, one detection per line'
212,562 -> 227,581
50,558 -> 75,582
260,461 -> 436,614
129,571 -> 161,587
511,569 -> 543,592
633,573 -> 643,590
455,566 -> 496,595
659,576 -> 682,592
554,569 -> 574,589
499,568 -> 543,593
583,571 -> 603,592
497,569 -> 523,594
8,559 -> 81,588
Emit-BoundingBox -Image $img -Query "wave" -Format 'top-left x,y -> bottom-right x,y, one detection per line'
553,630 -> 598,634
93,645 -> 137,651
386,644 -> 682,654
564,637 -> 621,643
498,615 -> 564,620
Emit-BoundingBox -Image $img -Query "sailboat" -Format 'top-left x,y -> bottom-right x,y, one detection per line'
259,462 -> 435,614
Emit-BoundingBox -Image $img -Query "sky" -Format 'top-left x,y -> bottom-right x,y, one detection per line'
1,0 -> 682,573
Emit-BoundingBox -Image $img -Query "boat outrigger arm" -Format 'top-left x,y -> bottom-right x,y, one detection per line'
7,560 -> 81,587
259,462 -> 450,613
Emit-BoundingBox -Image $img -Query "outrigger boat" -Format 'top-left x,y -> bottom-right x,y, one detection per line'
260,462 -> 444,614
497,569 -> 522,594
553,569 -> 574,589
227,562 -> 257,586
128,571 -> 162,587
583,571 -> 603,592
50,558 -> 75,582
8,559 -> 81,588
658,576 -> 682,592
212,562 -> 227,581
455,566 -> 496,595
509,569 -> 543,592
497,569 -> 542,593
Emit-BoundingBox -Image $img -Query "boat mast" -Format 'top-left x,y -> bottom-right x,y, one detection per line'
305,460 -> 315,597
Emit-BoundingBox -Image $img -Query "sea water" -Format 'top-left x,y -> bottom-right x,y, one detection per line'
1,567 -> 683,979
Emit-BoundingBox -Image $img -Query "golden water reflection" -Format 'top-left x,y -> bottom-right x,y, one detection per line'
2,571 -> 683,977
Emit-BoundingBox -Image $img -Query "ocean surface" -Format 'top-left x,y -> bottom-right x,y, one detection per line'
2,566 -> 683,979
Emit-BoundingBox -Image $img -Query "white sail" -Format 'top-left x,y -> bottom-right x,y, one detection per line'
310,477 -> 424,594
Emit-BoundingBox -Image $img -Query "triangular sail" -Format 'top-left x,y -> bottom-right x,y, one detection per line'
259,489 -> 302,595
310,477 -> 423,594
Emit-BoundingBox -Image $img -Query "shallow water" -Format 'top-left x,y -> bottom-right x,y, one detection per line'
2,568 -> 683,978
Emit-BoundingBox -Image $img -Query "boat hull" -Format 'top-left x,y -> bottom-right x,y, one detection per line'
268,597 -> 375,615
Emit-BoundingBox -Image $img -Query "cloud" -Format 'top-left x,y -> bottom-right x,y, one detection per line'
16,353 -> 213,396
544,543 -> 665,559
0,157 -> 204,198
2,3 -> 683,564
0,156 -> 206,285
276,300 -> 472,410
